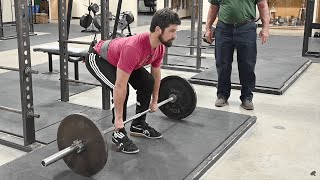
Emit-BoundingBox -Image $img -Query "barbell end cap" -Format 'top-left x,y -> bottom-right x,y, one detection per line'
169,94 -> 178,103
41,160 -> 47,167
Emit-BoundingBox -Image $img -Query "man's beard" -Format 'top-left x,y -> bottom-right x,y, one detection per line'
159,34 -> 174,47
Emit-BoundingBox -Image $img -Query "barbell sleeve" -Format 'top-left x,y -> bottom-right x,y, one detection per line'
102,94 -> 176,134
41,140 -> 84,167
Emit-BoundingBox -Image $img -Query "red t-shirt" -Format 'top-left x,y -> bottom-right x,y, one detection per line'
94,32 -> 165,74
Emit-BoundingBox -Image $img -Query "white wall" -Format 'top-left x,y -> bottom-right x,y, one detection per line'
202,0 -> 210,23
1,0 -> 15,23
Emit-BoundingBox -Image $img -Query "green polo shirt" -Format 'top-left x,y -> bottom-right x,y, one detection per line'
209,0 -> 262,24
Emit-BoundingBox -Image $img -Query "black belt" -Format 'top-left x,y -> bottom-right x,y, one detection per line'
220,19 -> 255,27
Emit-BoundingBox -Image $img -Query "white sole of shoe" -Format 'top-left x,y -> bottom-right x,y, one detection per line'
130,132 -> 163,139
111,142 -> 140,154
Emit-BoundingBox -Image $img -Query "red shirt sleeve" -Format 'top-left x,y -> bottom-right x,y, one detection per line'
117,45 -> 140,74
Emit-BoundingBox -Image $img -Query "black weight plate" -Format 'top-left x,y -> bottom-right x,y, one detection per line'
80,14 -> 93,28
158,76 -> 197,120
124,11 -> 134,24
118,18 -> 128,30
93,14 -> 101,30
57,113 -> 108,177
91,3 -> 99,14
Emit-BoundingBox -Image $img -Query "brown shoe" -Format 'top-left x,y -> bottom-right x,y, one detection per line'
241,100 -> 254,110
215,97 -> 227,107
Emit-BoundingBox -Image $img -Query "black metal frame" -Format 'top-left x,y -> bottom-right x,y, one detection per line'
302,0 -> 320,57
0,0 -> 38,151
0,0 -> 36,40
58,0 -> 111,110
162,0 -> 206,72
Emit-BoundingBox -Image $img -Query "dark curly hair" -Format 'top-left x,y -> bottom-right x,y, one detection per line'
150,8 -> 181,32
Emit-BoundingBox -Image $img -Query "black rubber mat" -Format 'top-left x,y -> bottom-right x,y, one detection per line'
189,57 -> 311,95
0,61 -> 102,142
163,31 -> 316,72
0,106 -> 256,180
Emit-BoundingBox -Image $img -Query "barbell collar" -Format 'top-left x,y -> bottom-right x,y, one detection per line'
41,140 -> 84,167
102,95 -> 176,135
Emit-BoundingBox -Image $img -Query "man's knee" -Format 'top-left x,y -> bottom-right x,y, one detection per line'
143,77 -> 155,94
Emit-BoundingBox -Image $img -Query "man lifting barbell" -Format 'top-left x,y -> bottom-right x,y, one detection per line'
85,8 -> 181,154
42,75 -> 197,177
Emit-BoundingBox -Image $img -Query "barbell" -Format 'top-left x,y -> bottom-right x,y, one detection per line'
41,75 -> 197,177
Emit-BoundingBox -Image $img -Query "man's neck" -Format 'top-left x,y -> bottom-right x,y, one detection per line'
149,33 -> 161,50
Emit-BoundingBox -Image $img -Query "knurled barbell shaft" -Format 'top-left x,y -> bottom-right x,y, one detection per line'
41,94 -> 176,167
102,94 -> 176,134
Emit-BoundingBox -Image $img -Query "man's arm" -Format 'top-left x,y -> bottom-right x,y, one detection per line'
205,4 -> 219,44
113,68 -> 130,130
150,66 -> 161,112
206,4 -> 219,31
257,0 -> 270,44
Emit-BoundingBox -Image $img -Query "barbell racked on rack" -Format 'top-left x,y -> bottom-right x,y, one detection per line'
41,75 -> 197,177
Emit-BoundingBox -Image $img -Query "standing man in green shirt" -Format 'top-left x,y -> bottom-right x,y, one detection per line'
204,0 -> 270,110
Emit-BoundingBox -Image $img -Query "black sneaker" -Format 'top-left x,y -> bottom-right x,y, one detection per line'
112,128 -> 139,154
130,122 -> 163,139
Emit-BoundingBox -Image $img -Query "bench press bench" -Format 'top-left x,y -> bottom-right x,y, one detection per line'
33,46 -> 88,80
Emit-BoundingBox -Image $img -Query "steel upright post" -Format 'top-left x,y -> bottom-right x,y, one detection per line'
162,0 -> 170,65
196,0 -> 203,70
101,0 -> 109,40
101,0 -> 111,110
58,0 -> 69,101
190,0 -> 196,55
14,0 -> 36,145
0,0 -> 4,38
302,0 -> 314,56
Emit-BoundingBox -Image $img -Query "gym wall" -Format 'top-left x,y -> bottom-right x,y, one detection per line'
1,0 -> 16,23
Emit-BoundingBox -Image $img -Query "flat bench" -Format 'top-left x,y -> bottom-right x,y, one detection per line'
33,46 -> 88,80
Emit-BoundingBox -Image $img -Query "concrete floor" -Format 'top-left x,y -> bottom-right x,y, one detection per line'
0,18 -> 319,180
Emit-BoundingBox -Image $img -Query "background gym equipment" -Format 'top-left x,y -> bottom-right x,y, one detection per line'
302,0 -> 320,58
0,0 -> 37,40
0,0 -> 38,151
41,75 -> 197,177
93,11 -> 135,37
161,0 -> 205,73
79,2 -> 101,33
117,11 -> 135,36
